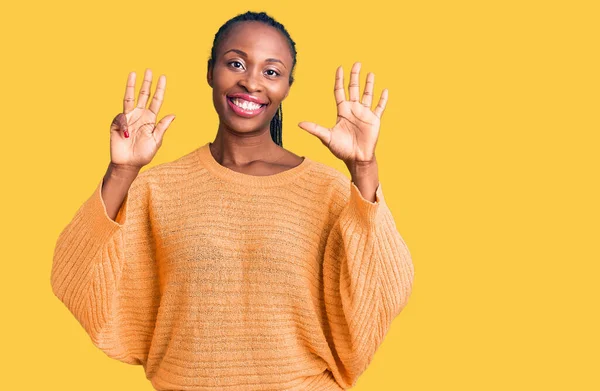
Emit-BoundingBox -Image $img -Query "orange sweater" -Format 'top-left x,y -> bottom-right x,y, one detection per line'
50,142 -> 414,390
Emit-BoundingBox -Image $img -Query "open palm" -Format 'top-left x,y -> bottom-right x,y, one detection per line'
109,69 -> 176,168
298,62 -> 388,164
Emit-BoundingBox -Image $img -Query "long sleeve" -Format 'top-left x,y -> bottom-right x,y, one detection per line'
50,171 -> 160,365
321,179 -> 415,389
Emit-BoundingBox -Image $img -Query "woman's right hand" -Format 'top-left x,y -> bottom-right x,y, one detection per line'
110,68 -> 176,169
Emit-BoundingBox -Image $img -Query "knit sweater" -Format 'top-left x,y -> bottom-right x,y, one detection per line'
50,142 -> 414,391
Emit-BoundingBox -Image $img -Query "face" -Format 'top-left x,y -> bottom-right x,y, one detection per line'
207,21 -> 294,134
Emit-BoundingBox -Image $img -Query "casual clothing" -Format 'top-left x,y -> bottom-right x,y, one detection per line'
50,142 -> 414,390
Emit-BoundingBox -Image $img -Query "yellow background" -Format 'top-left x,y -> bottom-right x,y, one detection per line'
1,0 -> 598,389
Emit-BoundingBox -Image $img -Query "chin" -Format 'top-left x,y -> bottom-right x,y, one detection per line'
221,116 -> 271,134
217,106 -> 275,134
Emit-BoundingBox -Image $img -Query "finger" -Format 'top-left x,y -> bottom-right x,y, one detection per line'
373,89 -> 389,119
298,121 -> 332,146
334,66 -> 346,106
348,62 -> 361,102
149,75 -> 167,116
137,68 -> 153,109
111,112 -> 130,138
153,114 -> 176,145
361,72 -> 375,108
123,71 -> 136,114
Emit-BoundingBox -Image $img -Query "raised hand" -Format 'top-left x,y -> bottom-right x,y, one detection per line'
298,62 -> 388,165
109,68 -> 176,169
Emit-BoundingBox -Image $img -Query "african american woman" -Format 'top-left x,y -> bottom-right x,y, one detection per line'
51,10 -> 414,391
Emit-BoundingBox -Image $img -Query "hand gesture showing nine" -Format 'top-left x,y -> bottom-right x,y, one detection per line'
298,62 -> 388,165
110,69 -> 176,169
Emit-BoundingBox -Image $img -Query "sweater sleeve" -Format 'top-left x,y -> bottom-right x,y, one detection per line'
50,171 -> 159,365
321,179 -> 415,389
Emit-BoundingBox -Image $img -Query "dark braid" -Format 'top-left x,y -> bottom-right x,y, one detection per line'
207,11 -> 297,147
270,103 -> 282,146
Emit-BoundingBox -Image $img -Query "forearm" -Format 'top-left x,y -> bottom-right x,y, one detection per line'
347,157 -> 380,203
101,163 -> 141,221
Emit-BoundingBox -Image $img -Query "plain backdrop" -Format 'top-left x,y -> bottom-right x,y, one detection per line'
0,0 -> 598,390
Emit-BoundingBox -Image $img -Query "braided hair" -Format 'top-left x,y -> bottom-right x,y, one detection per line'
207,11 -> 297,147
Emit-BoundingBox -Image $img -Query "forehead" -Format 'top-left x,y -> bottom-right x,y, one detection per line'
217,21 -> 293,65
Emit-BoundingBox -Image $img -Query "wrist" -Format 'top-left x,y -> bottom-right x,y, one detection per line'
107,162 -> 142,179
346,157 -> 378,179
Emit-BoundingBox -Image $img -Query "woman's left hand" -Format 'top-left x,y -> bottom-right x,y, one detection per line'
298,62 -> 388,165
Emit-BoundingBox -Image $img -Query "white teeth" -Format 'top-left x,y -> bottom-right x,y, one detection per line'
232,98 -> 262,111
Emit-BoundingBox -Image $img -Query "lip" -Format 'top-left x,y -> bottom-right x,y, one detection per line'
227,96 -> 267,118
227,93 -> 268,105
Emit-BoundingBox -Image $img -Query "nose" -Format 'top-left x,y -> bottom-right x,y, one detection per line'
237,68 -> 262,92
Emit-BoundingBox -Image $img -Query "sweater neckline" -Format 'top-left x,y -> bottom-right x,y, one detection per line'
196,142 -> 313,187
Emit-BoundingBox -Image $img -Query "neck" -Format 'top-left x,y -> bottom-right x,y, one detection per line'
210,125 -> 283,166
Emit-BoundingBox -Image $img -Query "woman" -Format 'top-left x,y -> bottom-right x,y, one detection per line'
51,10 -> 414,391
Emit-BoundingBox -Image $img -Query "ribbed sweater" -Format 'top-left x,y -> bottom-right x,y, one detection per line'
50,142 -> 414,391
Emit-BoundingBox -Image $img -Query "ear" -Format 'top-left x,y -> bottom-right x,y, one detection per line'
207,61 -> 213,88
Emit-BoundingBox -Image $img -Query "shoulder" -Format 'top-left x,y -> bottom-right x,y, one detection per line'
134,147 -> 203,188
308,159 -> 347,184
280,146 -> 347,186
303,159 -> 352,212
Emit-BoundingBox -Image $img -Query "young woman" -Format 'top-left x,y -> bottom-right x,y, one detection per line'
51,11 -> 414,391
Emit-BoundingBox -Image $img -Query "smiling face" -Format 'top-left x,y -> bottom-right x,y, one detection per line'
207,21 -> 294,135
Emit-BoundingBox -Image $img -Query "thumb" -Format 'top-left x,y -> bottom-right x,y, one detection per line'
110,112 -> 129,135
154,115 -> 176,144
298,121 -> 331,146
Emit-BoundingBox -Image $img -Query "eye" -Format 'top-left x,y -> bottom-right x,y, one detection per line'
265,69 -> 280,77
228,61 -> 244,69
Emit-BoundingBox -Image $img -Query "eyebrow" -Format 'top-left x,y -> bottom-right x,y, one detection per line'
223,48 -> 287,69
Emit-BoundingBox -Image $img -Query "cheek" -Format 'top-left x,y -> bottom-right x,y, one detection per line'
211,67 -> 233,91
210,71 -> 230,106
271,83 -> 290,102
266,86 -> 287,111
